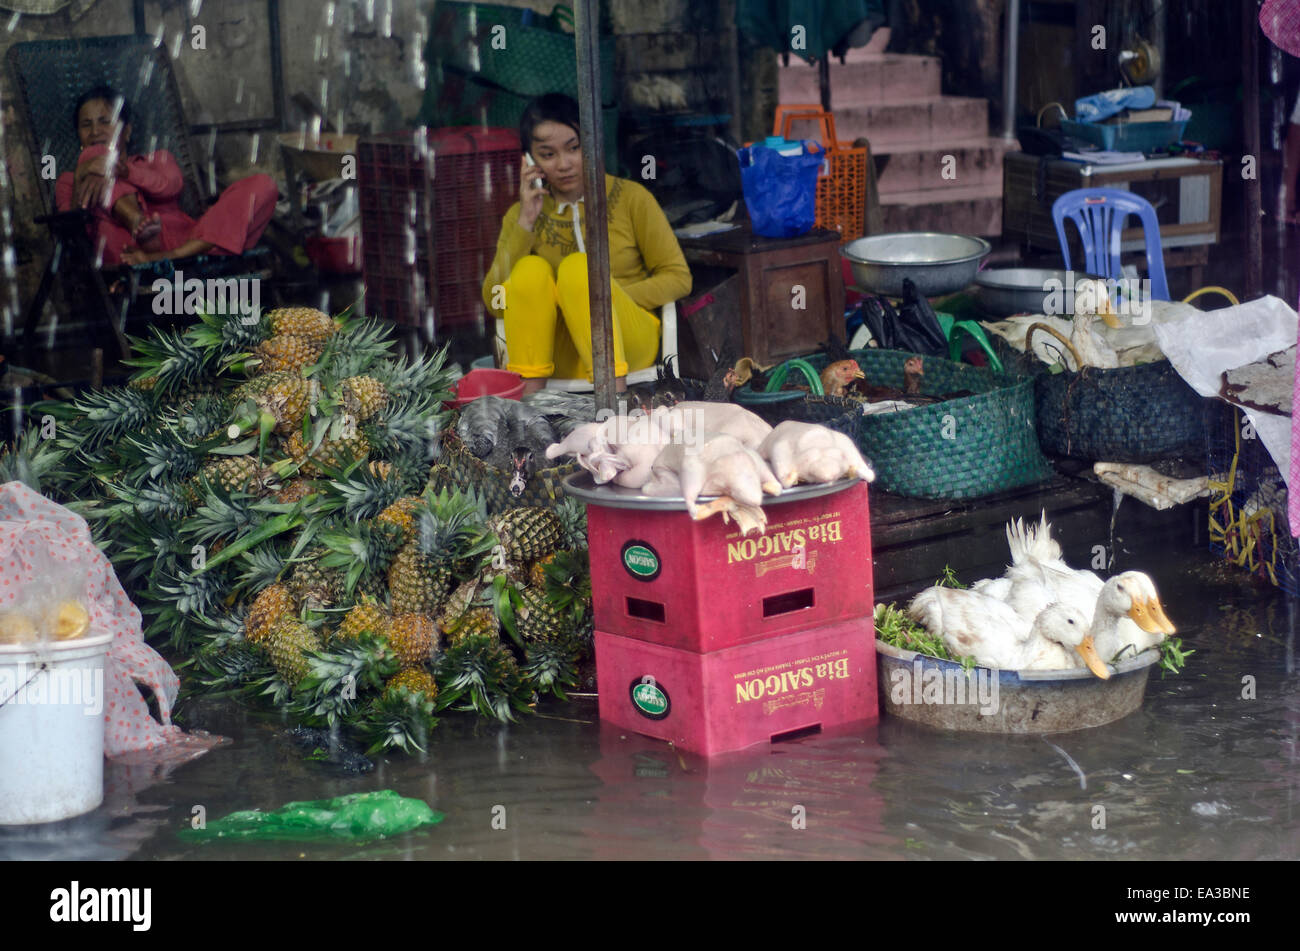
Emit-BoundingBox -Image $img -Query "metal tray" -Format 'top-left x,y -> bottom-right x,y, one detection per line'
562,471 -> 862,511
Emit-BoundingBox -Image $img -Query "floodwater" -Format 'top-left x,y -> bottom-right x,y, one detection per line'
2,547 -> 1297,861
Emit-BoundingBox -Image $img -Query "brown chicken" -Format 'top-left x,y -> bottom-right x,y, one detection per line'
845,355 -> 940,403
820,359 -> 866,397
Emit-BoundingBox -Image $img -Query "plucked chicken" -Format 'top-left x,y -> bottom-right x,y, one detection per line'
759,421 -> 875,487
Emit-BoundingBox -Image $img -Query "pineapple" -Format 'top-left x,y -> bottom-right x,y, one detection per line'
288,430 -> 372,476
446,607 -> 498,646
262,616 -> 323,687
274,478 -> 316,504
255,334 -> 323,374
437,578 -> 482,633
516,584 -> 570,643
385,667 -> 438,702
388,540 -> 450,616
199,455 -> 263,494
377,496 -> 421,545
234,371 -> 311,436
491,507 -> 563,563
246,583 -> 297,644
335,598 -> 393,644
128,375 -> 159,393
289,551 -> 344,610
340,375 -> 389,422
387,491 -> 494,615
267,306 -> 339,341
528,553 -> 557,589
387,613 -> 438,669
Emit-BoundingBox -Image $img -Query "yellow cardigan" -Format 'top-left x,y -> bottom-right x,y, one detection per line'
482,174 -> 692,317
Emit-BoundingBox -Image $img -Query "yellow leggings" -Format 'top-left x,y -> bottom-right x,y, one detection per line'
503,253 -> 660,380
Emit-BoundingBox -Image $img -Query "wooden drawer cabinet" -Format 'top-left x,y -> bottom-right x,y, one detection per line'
678,226 -> 844,367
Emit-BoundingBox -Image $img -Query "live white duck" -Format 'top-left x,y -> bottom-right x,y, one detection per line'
907,587 -> 1109,678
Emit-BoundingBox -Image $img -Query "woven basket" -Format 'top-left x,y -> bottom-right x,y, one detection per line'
803,349 -> 1053,499
1024,324 -> 1206,463
432,424 -> 576,515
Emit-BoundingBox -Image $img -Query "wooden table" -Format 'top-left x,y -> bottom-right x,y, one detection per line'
677,225 -> 844,367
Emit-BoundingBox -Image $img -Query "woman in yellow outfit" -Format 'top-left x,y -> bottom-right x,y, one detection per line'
482,94 -> 692,393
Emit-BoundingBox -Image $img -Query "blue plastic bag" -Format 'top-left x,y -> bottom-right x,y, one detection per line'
1074,85 -> 1156,123
737,141 -> 825,238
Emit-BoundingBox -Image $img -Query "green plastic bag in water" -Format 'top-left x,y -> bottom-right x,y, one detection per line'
181,790 -> 444,842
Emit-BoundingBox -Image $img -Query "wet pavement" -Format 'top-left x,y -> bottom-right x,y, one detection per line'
1,547 -> 1297,861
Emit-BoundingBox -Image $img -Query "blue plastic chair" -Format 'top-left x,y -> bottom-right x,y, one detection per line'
1050,188 -> 1170,301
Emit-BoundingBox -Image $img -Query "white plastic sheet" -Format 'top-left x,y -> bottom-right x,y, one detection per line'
1153,294 -> 1298,488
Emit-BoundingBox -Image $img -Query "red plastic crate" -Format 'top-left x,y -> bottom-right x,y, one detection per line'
585,481 -> 872,653
595,617 -> 878,757
358,127 -> 519,328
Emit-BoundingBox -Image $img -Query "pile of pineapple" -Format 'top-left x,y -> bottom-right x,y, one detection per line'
0,305 -> 593,754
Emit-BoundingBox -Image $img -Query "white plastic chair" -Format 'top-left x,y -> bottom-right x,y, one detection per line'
493,301 -> 679,390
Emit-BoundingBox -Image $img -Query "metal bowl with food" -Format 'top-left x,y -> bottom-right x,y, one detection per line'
841,232 -> 992,298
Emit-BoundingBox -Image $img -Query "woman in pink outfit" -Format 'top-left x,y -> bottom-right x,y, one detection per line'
55,85 -> 279,267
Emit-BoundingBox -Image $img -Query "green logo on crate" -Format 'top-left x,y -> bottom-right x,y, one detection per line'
630,677 -> 670,719
621,541 -> 661,581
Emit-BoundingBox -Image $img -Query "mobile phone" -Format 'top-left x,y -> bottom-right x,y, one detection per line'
525,152 -> 544,189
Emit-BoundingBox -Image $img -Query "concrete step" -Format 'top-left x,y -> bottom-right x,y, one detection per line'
777,53 -> 942,111
831,96 -> 989,148
873,136 -> 1014,196
879,183 -> 1003,237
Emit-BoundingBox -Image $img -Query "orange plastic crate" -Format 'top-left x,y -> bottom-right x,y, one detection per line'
774,106 -> 867,243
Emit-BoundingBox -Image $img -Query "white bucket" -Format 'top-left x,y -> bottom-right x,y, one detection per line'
0,631 -> 112,824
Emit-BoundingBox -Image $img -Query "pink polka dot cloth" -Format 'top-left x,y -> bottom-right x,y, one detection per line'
0,482 -> 224,760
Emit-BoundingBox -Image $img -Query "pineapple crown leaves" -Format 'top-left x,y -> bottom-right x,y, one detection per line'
68,386 -> 157,449
192,640 -> 271,694
410,488 -> 497,564
122,327 -> 217,396
187,306 -> 270,363
290,633 -> 400,730
186,484 -> 269,546
434,634 -> 533,723
235,542 -> 289,593
0,426 -> 71,495
521,638 -> 582,702
366,393 -> 443,459
372,343 -> 455,404
318,521 -> 403,594
359,688 -> 439,756
118,429 -> 204,486
107,480 -> 196,522
309,318 -> 395,385
542,549 -> 593,625
323,459 -> 406,519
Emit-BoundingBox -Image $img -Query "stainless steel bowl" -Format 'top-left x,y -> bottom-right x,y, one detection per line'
974,267 -> 1071,317
841,232 -> 992,297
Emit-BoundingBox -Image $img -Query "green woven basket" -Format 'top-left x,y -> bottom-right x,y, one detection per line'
425,2 -> 616,104
803,349 -> 1053,500
431,425 -> 576,515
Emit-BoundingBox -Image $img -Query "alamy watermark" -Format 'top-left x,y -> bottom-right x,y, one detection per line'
152,269 -> 261,323
1042,272 -> 1152,325
888,659 -> 999,716
0,663 -> 104,716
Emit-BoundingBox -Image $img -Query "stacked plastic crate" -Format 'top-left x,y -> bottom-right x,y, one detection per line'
358,127 -> 520,332
586,482 -> 879,756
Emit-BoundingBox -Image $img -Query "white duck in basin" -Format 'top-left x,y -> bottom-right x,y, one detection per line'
1088,571 -> 1177,665
907,588 -> 1109,678
1068,278 -> 1123,370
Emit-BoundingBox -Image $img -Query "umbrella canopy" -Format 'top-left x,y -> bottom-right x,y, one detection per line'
1261,0 -> 1300,58
738,0 -> 885,62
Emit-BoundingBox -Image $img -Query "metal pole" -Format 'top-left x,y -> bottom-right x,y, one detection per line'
1001,0 -> 1020,139
721,0 -> 743,144
1244,0 -> 1263,300
574,0 -> 617,411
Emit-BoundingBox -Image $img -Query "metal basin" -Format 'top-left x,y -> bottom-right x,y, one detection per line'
974,267 -> 1071,317
875,639 -> 1160,733
841,232 -> 992,298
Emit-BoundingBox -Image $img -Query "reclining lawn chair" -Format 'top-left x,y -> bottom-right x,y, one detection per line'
6,34 -> 274,364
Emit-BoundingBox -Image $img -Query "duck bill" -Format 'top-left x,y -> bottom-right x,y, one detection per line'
1098,308 -> 1123,329
1075,635 -> 1111,680
1128,596 -> 1176,635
